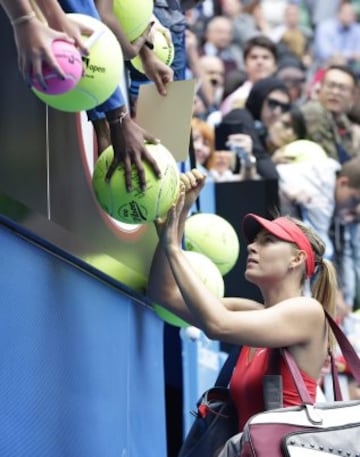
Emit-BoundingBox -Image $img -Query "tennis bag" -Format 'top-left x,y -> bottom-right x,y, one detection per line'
239,311 -> 360,457
178,347 -> 241,457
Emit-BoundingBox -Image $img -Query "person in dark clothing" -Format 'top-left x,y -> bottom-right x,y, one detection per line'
215,76 -> 290,180
245,76 -> 291,147
215,108 -> 279,179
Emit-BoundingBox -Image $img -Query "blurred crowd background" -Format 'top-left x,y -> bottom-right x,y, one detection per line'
181,0 -> 360,401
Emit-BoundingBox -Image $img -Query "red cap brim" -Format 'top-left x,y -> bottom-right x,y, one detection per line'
242,213 -> 316,277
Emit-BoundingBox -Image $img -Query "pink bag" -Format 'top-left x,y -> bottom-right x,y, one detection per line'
239,311 -> 360,457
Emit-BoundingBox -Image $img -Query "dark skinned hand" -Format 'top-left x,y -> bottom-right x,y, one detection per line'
105,114 -> 162,191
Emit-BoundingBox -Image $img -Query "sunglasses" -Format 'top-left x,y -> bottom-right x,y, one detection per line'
266,98 -> 291,113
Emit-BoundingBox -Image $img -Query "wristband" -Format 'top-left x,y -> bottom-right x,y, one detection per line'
107,110 -> 129,125
11,11 -> 36,26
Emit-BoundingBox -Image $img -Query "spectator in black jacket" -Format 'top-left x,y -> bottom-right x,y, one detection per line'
214,77 -> 291,180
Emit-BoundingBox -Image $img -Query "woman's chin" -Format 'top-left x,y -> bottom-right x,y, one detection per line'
244,270 -> 257,284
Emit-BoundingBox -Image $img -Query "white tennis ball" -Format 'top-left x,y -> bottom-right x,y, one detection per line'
131,28 -> 175,73
183,326 -> 201,341
184,213 -> 240,276
113,0 -> 154,42
32,14 -> 123,112
92,143 -> 180,224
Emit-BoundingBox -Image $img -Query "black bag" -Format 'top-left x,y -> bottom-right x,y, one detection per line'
178,347 -> 241,457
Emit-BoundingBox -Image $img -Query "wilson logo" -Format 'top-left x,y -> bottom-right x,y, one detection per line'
120,201 -> 147,222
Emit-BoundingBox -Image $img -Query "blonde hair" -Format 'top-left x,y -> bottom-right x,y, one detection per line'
290,217 -> 338,346
281,30 -> 307,60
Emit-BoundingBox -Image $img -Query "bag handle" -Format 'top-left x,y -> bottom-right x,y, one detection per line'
329,349 -> 343,401
280,311 -> 360,404
324,310 -> 360,382
281,348 -> 342,403
215,346 -> 242,387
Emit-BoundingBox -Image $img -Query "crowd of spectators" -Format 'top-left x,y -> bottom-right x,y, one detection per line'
184,0 -> 360,396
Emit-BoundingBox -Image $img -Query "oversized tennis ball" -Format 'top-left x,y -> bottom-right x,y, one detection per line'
282,139 -> 328,163
184,213 -> 240,276
183,251 -> 225,298
92,143 -> 180,224
31,39 -> 83,95
131,27 -> 175,73
32,14 -> 123,112
113,0 -> 153,42
153,305 -> 189,328
153,250 -> 225,327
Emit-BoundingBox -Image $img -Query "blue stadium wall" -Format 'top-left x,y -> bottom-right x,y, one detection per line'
0,7 -> 279,456
0,8 -> 169,455
0,219 -> 167,457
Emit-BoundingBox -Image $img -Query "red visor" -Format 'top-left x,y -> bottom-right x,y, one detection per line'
242,213 -> 315,277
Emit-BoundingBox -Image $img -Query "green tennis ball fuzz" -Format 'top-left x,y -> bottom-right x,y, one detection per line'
32,13 -> 123,112
183,250 -> 225,298
131,28 -> 175,74
281,139 -> 328,163
92,143 -> 180,224
153,250 -> 225,327
153,305 -> 189,328
113,0 -> 154,42
184,213 -> 240,276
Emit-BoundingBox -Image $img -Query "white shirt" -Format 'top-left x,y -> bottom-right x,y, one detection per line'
220,81 -> 253,116
277,158 -> 341,259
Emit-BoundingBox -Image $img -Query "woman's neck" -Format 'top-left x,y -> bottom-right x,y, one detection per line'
260,282 -> 303,308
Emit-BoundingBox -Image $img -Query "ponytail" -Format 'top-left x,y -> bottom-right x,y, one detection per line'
310,258 -> 337,347
290,217 -> 338,349
311,259 -> 337,318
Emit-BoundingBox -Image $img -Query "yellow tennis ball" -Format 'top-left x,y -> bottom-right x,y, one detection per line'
32,13 -> 123,112
282,140 -> 328,163
184,213 -> 240,276
92,143 -> 180,224
183,251 -> 225,298
113,0 -> 153,42
153,250 -> 225,327
131,28 -> 175,73
153,305 -> 189,328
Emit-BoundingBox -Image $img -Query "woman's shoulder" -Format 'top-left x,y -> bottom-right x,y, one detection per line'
274,296 -> 325,320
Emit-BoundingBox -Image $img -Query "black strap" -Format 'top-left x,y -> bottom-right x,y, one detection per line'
214,346 -> 242,387
188,129 -> 201,213
188,129 -> 196,170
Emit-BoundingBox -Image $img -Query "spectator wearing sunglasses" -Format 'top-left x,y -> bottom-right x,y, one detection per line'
214,77 -> 290,180
245,76 -> 291,151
